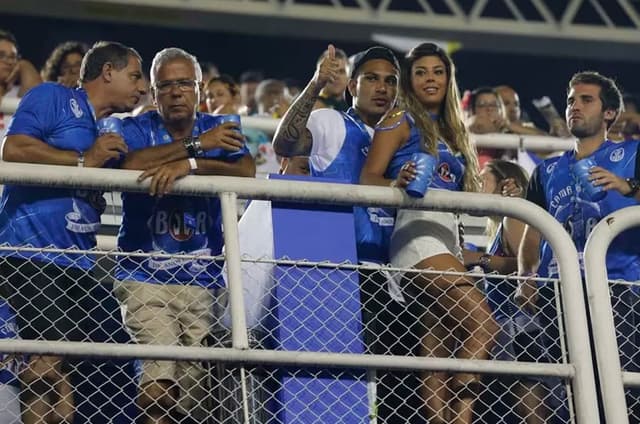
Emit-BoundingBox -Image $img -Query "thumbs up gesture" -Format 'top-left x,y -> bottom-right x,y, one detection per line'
313,44 -> 342,89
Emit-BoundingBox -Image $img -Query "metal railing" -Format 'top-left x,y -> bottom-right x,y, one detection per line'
0,161 -> 600,422
584,206 -> 640,424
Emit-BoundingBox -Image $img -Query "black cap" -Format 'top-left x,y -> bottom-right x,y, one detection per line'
349,46 -> 400,79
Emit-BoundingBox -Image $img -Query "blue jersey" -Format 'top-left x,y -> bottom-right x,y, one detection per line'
0,83 -> 104,269
483,224 -> 538,329
528,140 -> 640,281
387,113 -> 466,192
115,111 -> 249,288
0,300 -> 20,387
307,108 -> 394,263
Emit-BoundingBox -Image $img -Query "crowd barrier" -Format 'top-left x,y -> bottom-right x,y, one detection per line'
0,162 -> 601,423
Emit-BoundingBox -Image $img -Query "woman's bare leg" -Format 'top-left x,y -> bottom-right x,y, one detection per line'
413,253 -> 498,424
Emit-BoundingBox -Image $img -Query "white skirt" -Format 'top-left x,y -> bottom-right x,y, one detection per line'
389,209 -> 461,270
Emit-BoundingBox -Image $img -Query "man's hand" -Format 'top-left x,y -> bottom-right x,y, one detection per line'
313,44 -> 342,90
84,133 -> 128,167
138,160 -> 191,197
589,166 -> 632,195
199,122 -> 245,153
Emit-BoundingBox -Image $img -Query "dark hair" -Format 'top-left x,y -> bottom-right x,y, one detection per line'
485,159 -> 529,197
316,47 -> 348,66
468,86 -> 502,114
568,71 -> 623,130
79,41 -> 141,83
0,29 -> 17,50
239,70 -> 264,84
399,42 -> 479,192
206,74 -> 239,97
349,46 -> 399,79
41,41 -> 89,82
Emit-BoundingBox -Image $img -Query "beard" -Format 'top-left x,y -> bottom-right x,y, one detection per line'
569,114 -> 604,139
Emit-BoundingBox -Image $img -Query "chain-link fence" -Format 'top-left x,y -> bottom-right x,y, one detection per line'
0,164 -> 601,423
0,245 -> 579,423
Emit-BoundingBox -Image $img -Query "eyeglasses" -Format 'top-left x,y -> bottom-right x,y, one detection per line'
0,52 -> 19,63
154,79 -> 198,94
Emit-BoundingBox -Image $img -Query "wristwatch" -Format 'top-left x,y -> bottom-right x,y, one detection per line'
478,254 -> 492,271
624,178 -> 640,198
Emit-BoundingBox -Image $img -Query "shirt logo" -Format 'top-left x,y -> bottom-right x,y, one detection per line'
610,148 -> 624,162
546,162 -> 557,174
70,99 -> 83,118
437,162 -> 455,183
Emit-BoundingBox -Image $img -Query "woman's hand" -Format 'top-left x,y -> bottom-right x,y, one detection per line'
393,160 -> 417,188
500,177 -> 523,197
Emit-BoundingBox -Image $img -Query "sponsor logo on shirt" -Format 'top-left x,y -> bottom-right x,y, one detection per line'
70,98 -> 83,118
610,147 -> 624,162
65,199 -> 101,233
546,162 -> 557,174
147,208 -> 211,270
437,162 -> 456,183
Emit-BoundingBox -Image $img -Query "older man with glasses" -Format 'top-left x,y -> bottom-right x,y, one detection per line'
116,47 -> 254,424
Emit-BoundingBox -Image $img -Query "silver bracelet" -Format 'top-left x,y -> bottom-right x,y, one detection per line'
77,151 -> 85,168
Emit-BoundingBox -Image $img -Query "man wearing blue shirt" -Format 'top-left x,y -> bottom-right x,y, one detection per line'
273,45 -> 417,421
520,70 -> 640,293
0,41 -> 146,424
116,47 -> 254,424
519,71 -> 640,418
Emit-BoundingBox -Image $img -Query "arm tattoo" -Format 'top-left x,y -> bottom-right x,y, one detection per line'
273,81 -> 319,157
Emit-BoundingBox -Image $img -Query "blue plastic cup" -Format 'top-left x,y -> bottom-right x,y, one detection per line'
405,152 -> 437,198
203,114 -> 244,159
574,157 -> 606,202
214,114 -> 242,128
96,117 -> 123,136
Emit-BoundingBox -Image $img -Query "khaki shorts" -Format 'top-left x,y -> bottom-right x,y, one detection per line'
115,281 -> 214,417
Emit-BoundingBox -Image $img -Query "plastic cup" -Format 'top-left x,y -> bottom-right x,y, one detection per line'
405,152 -> 437,198
574,157 -> 606,202
214,114 -> 242,127
203,114 -> 244,159
96,117 -> 123,136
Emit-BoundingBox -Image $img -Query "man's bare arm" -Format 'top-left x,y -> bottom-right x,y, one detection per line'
273,44 -> 341,158
3,133 -> 127,167
518,224 -> 542,275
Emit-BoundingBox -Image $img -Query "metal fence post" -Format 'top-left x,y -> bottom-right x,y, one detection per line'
584,206 -> 640,424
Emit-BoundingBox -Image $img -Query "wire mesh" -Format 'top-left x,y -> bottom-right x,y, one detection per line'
0,246 -> 579,423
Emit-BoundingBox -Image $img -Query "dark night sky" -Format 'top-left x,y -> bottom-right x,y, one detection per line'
2,12 -> 638,128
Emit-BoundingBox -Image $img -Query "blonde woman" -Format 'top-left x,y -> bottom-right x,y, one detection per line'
361,42 -> 497,424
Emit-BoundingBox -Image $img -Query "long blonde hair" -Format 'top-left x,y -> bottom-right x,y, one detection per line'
398,43 -> 479,192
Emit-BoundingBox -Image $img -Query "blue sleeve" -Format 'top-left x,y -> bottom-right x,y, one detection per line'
122,116 -> 150,152
526,164 -> 547,209
6,83 -> 64,141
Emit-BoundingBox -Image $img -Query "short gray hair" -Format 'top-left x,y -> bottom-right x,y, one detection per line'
150,47 -> 202,86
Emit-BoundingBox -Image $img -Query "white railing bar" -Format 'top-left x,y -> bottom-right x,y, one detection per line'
622,371 -> 640,388
584,206 -> 640,424
0,340 -> 573,378
220,191 -> 250,350
0,162 -> 599,421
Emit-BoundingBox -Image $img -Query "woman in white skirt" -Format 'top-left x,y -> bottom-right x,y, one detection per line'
360,42 -> 497,424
